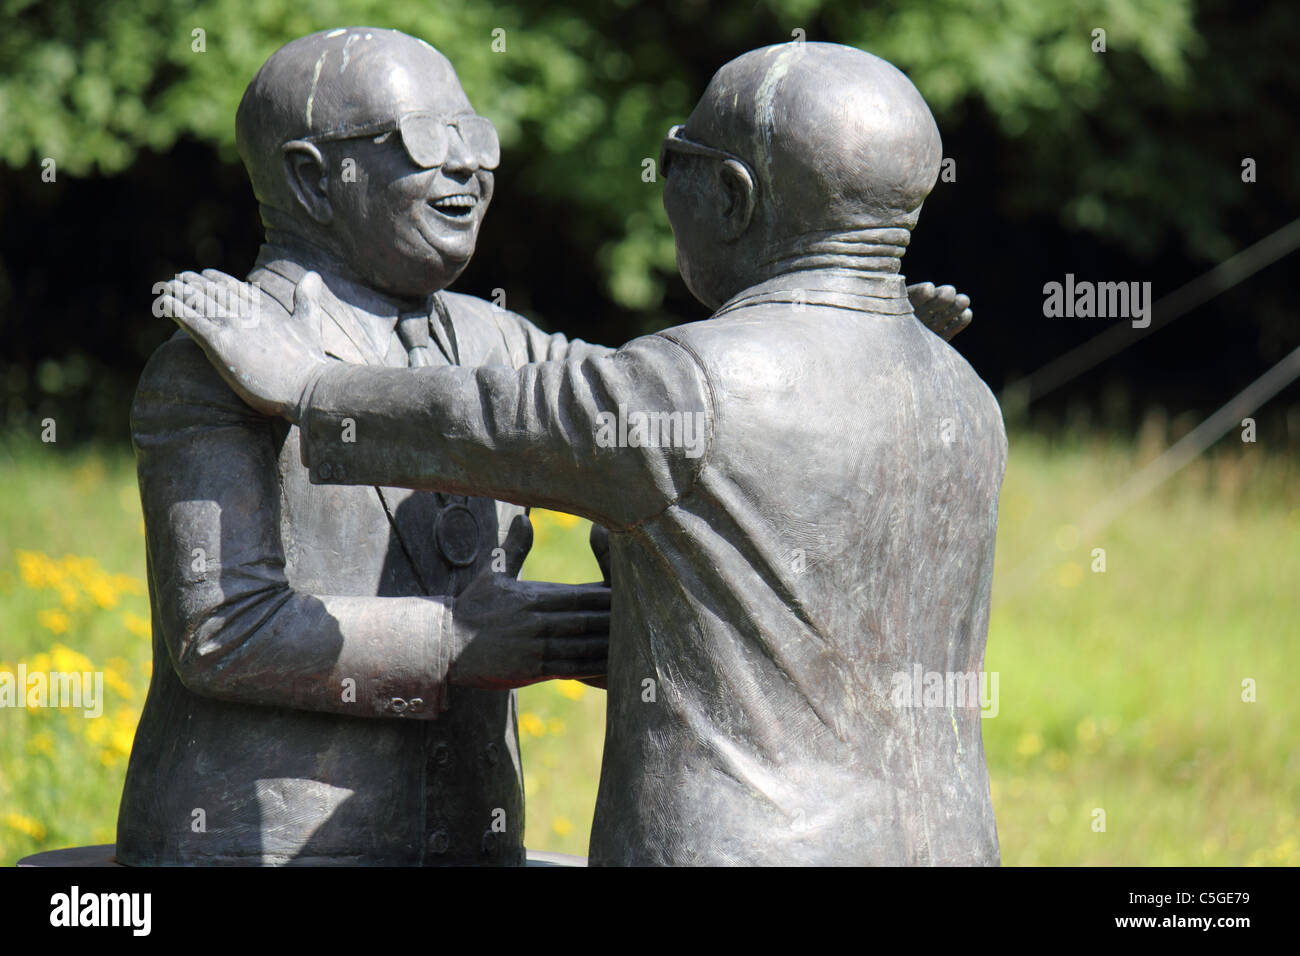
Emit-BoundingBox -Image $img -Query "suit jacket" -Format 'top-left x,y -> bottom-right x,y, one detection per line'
296,269 -> 1008,865
116,245 -> 606,865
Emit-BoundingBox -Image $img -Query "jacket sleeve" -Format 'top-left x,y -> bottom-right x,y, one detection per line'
298,332 -> 713,531
133,333 -> 454,719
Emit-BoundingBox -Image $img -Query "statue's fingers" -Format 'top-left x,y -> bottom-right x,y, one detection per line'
930,286 -> 958,321
197,268 -> 265,325
172,273 -> 224,320
590,523 -> 612,584
542,635 -> 610,659
527,582 -> 611,612
200,267 -> 246,292
162,285 -> 212,324
538,610 -> 612,638
499,512 -> 534,577
159,292 -> 197,324
943,308 -> 974,340
907,281 -> 937,319
162,293 -> 221,352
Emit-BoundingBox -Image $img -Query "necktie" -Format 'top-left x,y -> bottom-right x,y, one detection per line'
396,312 -> 433,367
392,305 -> 473,552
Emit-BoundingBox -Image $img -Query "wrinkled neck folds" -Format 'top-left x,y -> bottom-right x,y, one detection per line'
760,225 -> 911,277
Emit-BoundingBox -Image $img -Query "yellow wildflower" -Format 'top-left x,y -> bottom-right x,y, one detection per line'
103,666 -> 135,700
85,719 -> 109,746
556,680 -> 586,701
518,712 -> 546,738
5,812 -> 46,841
112,573 -> 146,596
85,577 -> 119,609
122,613 -> 151,639
61,554 -> 95,583
1015,731 -> 1043,758
111,722 -> 137,756
51,644 -> 95,674
18,551 -> 60,589
532,508 -> 581,530
58,583 -> 81,609
552,817 -> 574,837
1275,838 -> 1298,864
27,732 -> 55,757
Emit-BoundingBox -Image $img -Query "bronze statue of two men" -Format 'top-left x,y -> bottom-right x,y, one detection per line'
125,26 -> 1006,866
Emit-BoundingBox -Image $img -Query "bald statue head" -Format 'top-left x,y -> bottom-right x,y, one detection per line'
661,42 -> 942,310
236,28 -> 499,299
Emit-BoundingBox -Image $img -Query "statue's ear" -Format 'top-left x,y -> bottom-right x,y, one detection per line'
281,140 -> 332,225
717,159 -> 756,242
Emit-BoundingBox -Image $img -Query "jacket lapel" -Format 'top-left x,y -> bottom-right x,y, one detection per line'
255,258 -> 385,365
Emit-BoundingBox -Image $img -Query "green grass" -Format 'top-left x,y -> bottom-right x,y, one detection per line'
1,426 -> 1296,865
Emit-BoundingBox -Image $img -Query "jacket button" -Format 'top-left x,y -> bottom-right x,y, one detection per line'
483,742 -> 499,766
408,697 -> 424,713
435,503 -> 481,567
318,462 -> 333,479
427,830 -> 450,855
390,697 -> 408,714
433,742 -> 450,766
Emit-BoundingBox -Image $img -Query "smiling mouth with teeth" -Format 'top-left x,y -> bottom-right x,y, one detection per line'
428,194 -> 478,217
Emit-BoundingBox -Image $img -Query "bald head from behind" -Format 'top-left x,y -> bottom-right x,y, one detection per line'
236,28 -> 497,300
662,42 -> 942,309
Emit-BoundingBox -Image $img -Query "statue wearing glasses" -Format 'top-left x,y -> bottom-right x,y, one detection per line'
167,39 -> 1003,865
116,27 -> 616,867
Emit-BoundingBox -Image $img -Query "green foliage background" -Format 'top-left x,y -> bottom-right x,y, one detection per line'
4,0 -> 1282,306
4,0 -> 1297,445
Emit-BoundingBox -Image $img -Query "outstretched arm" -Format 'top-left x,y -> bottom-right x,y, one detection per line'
296,333 -> 709,530
162,270 -> 709,530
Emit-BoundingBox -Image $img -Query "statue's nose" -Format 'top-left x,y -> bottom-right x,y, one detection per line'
442,127 -> 476,174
